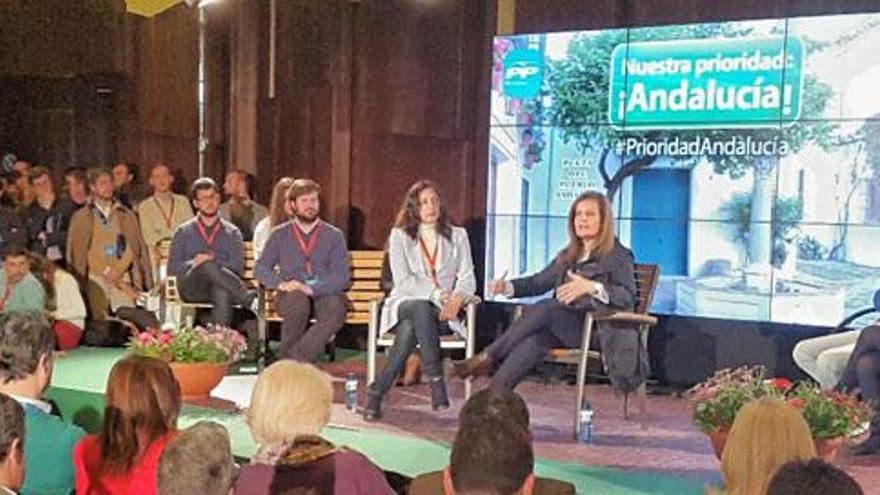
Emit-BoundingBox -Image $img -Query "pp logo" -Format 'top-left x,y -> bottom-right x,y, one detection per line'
503,49 -> 544,99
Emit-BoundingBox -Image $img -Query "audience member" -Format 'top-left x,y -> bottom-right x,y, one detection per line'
24,166 -> 70,262
158,421 -> 234,495
716,399 -> 816,495
0,394 -> 25,495
136,163 -> 194,278
168,177 -> 256,325
111,162 -> 146,209
8,168 -> 33,209
0,312 -> 85,495
66,167 -> 154,323
409,389 -> 574,495
255,179 -> 350,362
0,246 -> 45,314
62,167 -> 90,209
74,355 -> 181,494
235,360 -> 393,494
0,196 -> 25,259
767,458 -> 862,495
28,254 -> 86,350
834,323 -> 880,455
252,176 -> 294,260
364,180 -> 476,419
220,169 -> 267,241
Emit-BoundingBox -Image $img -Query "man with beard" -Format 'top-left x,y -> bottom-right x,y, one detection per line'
255,179 -> 350,362
220,169 -> 267,242
168,177 -> 257,325
67,167 -> 153,322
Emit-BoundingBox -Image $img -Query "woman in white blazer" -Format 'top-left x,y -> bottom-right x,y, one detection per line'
363,180 -> 476,420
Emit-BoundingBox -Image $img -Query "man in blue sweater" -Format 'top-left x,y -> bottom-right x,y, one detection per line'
168,177 -> 256,325
255,179 -> 350,362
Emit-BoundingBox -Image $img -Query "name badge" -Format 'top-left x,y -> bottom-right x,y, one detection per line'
104,245 -> 116,258
304,275 -> 319,287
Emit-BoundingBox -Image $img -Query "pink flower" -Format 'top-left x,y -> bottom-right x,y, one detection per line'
158,333 -> 173,345
787,398 -> 806,408
137,332 -> 153,343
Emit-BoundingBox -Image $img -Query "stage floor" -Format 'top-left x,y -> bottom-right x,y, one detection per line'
47,347 -> 879,494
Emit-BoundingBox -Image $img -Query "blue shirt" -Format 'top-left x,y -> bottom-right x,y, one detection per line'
255,220 -> 350,297
167,216 -> 245,276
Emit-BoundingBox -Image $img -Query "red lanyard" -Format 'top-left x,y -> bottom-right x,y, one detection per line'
291,222 -> 321,276
418,236 -> 440,287
196,218 -> 221,247
153,196 -> 176,229
0,284 -> 12,312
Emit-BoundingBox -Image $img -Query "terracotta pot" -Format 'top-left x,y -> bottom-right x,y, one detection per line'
169,361 -> 229,400
707,429 -> 730,460
814,437 -> 843,462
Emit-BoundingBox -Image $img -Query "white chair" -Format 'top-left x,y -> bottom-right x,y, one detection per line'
367,298 -> 479,399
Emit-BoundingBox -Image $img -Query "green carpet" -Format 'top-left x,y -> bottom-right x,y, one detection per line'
48,347 -> 703,495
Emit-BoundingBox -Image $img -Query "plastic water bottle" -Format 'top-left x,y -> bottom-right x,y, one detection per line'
578,402 -> 594,444
344,373 -> 359,412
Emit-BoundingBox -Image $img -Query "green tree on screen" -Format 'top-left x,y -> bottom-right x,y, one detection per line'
545,23 -> 838,265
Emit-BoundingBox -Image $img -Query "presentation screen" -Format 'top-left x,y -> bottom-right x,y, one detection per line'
486,13 -> 880,326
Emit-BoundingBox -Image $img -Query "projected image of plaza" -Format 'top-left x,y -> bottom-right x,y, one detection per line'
486,13 -> 880,326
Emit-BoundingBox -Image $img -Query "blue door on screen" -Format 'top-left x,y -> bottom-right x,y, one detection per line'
631,169 -> 688,276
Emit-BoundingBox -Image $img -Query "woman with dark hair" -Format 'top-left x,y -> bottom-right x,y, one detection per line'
253,176 -> 295,260
363,180 -> 476,420
454,191 -> 641,393
73,355 -> 181,494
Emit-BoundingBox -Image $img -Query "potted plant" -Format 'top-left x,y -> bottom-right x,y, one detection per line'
784,382 -> 872,461
687,366 -> 781,458
688,367 -> 871,461
128,325 -> 247,399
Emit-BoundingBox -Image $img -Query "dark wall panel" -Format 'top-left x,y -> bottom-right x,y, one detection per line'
349,0 -> 492,249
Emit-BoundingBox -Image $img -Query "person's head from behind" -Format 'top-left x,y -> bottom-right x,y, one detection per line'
459,388 -> 530,433
3,246 -> 31,285
268,177 -> 295,227
445,418 -> 534,495
190,177 -> 222,218
286,179 -> 321,225
0,394 -> 25,490
149,163 -> 175,195
100,355 -> 181,475
158,421 -> 233,495
721,399 -> 816,495
87,167 -> 115,202
767,458 -> 862,495
245,360 -> 331,446
0,312 -> 55,397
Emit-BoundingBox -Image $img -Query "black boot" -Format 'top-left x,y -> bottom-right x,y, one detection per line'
363,386 -> 384,422
452,352 -> 494,380
429,378 -> 450,411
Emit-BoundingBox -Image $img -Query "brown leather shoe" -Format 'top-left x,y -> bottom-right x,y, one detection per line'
401,353 -> 422,386
452,352 -> 494,379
